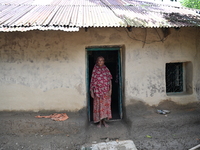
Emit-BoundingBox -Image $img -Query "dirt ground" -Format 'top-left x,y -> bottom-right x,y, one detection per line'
0,100 -> 200,150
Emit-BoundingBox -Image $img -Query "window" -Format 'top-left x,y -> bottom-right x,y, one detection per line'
166,63 -> 183,93
165,62 -> 193,95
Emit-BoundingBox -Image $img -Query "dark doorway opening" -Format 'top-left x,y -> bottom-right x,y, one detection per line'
87,48 -> 122,121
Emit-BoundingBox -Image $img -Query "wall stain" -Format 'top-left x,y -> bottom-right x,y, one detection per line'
94,33 -> 106,41
147,76 -> 165,97
109,33 -> 122,41
75,84 -> 84,95
196,80 -> 200,100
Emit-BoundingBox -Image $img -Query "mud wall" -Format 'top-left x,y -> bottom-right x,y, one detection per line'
0,27 -> 199,111
124,27 -> 200,106
195,28 -> 200,100
0,31 -> 86,111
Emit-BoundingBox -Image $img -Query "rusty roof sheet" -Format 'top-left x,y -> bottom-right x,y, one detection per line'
0,0 -> 199,32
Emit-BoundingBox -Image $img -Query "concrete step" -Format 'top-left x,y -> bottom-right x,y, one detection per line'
81,140 -> 137,150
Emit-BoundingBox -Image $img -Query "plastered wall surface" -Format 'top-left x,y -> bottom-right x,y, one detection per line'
0,27 -> 199,111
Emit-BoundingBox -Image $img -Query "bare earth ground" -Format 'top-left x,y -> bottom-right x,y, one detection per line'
0,100 -> 200,150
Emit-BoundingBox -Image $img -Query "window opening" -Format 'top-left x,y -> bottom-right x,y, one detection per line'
166,63 -> 183,93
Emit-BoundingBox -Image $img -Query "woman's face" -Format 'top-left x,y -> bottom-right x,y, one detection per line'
97,57 -> 105,67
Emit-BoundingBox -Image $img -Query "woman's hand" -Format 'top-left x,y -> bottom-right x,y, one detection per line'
108,80 -> 112,96
107,90 -> 112,96
90,90 -> 94,98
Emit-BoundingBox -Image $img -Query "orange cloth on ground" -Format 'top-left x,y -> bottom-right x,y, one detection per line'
35,113 -> 69,121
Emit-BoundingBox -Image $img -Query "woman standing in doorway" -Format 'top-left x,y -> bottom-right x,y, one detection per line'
90,56 -> 112,128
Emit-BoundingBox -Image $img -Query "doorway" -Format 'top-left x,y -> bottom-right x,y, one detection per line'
86,47 -> 122,121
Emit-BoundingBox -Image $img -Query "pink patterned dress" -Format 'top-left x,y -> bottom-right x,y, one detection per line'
90,64 -> 112,123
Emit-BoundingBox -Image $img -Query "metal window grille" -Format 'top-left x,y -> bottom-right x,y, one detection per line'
166,63 -> 183,93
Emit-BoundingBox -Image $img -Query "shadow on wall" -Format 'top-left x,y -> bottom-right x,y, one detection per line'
196,80 -> 200,100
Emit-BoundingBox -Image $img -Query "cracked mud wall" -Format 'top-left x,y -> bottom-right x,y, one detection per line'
125,27 -> 200,106
0,27 -> 199,111
195,28 -> 200,100
0,31 -> 86,111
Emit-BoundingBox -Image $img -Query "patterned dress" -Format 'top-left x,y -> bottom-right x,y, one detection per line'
90,64 -> 112,123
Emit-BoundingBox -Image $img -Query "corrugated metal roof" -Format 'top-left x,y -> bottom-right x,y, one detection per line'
0,0 -> 199,32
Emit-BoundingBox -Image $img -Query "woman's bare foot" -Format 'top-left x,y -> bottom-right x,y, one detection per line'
97,121 -> 102,128
102,120 -> 109,127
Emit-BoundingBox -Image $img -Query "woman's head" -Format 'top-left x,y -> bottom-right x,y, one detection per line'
96,56 -> 105,67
